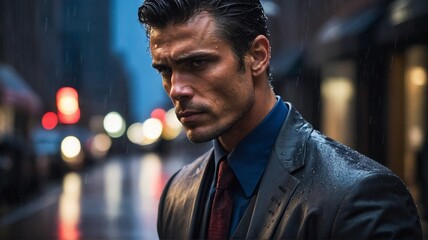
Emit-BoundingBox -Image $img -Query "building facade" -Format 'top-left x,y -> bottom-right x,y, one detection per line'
267,0 -> 428,224
0,0 -> 130,129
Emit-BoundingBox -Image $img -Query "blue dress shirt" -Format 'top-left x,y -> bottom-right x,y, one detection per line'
212,96 -> 288,236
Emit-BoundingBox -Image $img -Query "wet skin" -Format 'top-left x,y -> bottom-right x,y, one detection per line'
149,12 -> 276,152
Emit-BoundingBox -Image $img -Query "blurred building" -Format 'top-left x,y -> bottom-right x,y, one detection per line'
0,0 -> 131,199
266,0 -> 428,223
0,0 -> 130,129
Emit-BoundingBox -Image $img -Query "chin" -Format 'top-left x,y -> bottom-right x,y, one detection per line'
185,128 -> 222,144
186,133 -> 214,144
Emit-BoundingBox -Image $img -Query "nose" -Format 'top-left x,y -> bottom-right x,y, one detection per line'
168,72 -> 193,101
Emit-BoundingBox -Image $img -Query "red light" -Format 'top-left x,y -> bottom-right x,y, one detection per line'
151,108 -> 166,122
42,112 -> 58,130
58,108 -> 81,124
56,87 -> 80,124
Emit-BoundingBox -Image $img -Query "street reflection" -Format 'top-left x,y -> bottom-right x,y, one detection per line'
0,153 -> 181,239
58,172 -> 82,240
104,160 -> 123,220
140,153 -> 163,199
139,153 -> 163,238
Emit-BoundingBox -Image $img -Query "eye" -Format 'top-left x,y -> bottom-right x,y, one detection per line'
190,59 -> 207,69
156,66 -> 172,77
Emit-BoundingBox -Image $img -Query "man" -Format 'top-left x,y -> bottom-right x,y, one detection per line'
138,0 -> 423,239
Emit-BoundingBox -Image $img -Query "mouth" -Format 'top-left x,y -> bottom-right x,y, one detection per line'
176,110 -> 204,124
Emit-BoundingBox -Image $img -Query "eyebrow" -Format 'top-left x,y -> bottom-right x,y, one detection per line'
174,52 -> 212,64
152,62 -> 166,71
152,51 -> 216,70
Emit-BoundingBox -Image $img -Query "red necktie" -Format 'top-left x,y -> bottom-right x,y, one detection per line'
208,159 -> 236,240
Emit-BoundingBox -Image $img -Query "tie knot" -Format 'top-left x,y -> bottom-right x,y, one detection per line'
216,160 -> 236,190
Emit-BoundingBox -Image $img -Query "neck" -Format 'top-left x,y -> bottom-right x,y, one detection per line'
219,87 -> 276,153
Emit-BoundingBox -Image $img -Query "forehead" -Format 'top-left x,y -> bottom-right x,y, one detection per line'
149,12 -> 225,56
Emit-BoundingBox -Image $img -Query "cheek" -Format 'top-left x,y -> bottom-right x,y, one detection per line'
218,81 -> 251,111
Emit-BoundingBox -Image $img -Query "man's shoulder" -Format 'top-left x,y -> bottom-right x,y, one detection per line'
161,148 -> 214,208
305,130 -> 393,181
172,149 -> 214,182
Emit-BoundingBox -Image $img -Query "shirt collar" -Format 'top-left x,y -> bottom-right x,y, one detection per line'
214,96 -> 288,197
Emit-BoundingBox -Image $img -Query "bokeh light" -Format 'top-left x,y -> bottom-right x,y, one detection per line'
127,123 -> 144,145
61,136 -> 84,166
142,118 -> 163,142
151,108 -> 166,122
162,108 -> 182,140
42,112 -> 58,130
103,112 -> 126,138
90,133 -> 112,158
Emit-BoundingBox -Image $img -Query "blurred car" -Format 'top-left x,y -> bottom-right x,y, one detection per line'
31,125 -> 95,180
0,134 -> 39,204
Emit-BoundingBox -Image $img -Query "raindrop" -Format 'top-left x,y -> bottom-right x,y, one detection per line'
44,17 -> 48,31
65,51 -> 69,64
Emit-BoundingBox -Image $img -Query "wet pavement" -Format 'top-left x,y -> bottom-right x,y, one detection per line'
0,153 -> 188,240
1,146 -> 427,239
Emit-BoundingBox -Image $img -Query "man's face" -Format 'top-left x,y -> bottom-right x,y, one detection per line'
149,12 -> 255,143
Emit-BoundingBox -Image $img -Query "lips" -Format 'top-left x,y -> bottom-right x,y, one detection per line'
176,110 -> 203,124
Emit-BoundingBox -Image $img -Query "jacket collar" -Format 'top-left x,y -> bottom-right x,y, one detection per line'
233,103 -> 313,239
178,103 -> 313,239
273,102 -> 313,173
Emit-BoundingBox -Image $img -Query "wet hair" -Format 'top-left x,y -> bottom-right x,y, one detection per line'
138,0 -> 271,76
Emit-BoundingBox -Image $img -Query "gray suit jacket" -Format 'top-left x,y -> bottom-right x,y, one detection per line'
157,103 -> 422,239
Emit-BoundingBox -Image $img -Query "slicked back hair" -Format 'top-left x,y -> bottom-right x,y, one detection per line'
138,0 -> 271,76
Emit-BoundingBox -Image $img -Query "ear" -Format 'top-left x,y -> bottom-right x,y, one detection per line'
248,35 -> 270,77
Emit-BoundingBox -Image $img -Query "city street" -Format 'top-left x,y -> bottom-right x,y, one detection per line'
0,151 -> 195,240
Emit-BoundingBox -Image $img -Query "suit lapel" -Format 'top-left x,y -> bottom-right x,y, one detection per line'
245,104 -> 313,239
232,194 -> 257,239
187,150 -> 215,238
162,149 -> 214,239
245,154 -> 300,239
